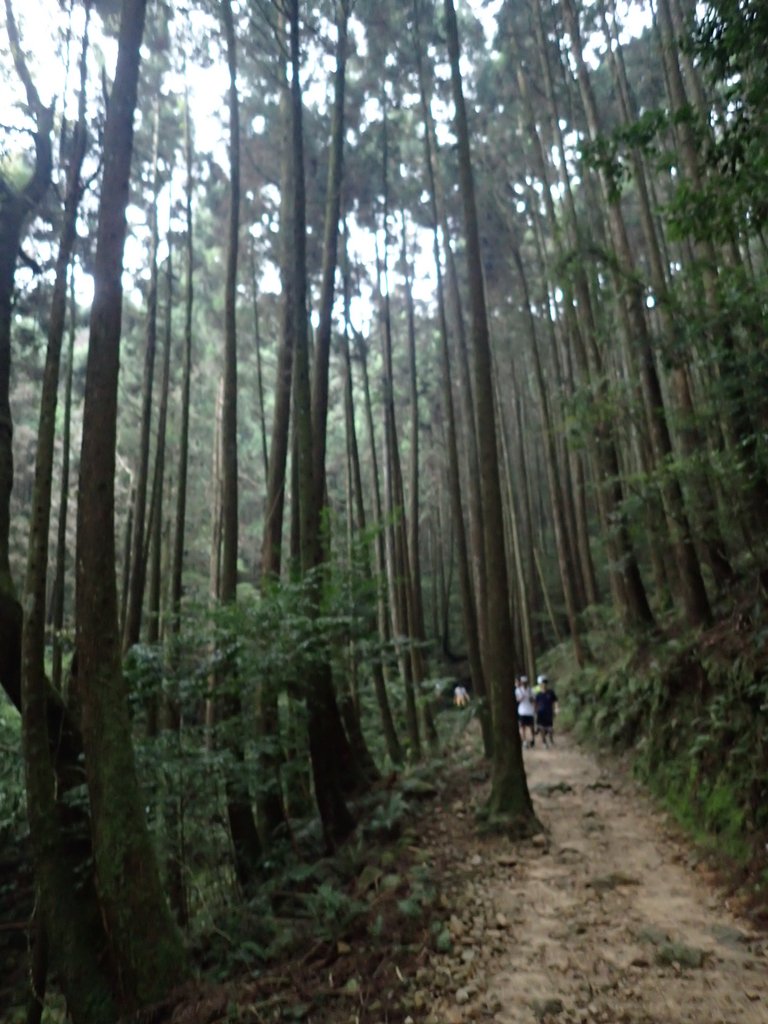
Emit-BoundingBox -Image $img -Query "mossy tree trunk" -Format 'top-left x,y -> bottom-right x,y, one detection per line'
74,0 -> 187,1010
20,10 -> 119,1021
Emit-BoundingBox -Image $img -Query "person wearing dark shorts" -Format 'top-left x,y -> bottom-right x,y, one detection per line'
535,675 -> 558,747
515,676 -> 536,748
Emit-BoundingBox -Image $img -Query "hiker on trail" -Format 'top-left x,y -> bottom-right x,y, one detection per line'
515,675 -> 536,748
532,674 -> 544,736
453,683 -> 470,707
535,675 -> 558,748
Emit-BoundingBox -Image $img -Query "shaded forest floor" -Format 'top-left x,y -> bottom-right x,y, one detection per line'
162,721 -> 767,1024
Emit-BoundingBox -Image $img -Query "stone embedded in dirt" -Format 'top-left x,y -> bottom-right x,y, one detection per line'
455,987 -> 470,1004
530,996 -> 565,1019
709,923 -> 751,948
629,956 -> 651,968
635,925 -> 670,946
587,872 -> 640,892
533,781 -> 574,795
470,853 -> 482,867
495,912 -> 508,928
532,833 -> 548,848
654,941 -> 706,969
449,914 -> 464,936
496,853 -> 518,867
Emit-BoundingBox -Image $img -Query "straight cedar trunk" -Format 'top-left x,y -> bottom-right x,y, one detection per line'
166,93 -> 194,923
250,239 -> 269,480
411,3 -> 491,753
170,89 -> 194,636
444,0 -> 536,831
357,333 -> 406,758
377,109 -> 421,759
310,0 -> 348,527
509,240 -> 586,666
122,107 -> 160,652
562,0 -> 712,631
401,227 -> 439,749
50,274 -> 76,693
598,0 -> 732,592
21,18 -> 117,1017
0,0 -> 52,715
217,0 -> 262,886
411,26 -> 489,659
75,0 -> 186,1011
147,240 -> 173,652
527,204 -> 601,618
518,38 -> 655,631
340,257 -> 403,766
495,381 -> 540,684
287,0 -> 355,848
256,86 -> 294,845
305,0 -> 376,784
655,0 -> 768,519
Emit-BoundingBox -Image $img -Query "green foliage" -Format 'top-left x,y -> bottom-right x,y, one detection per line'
562,619 -> 768,902
300,881 -> 368,940
0,697 -> 23,838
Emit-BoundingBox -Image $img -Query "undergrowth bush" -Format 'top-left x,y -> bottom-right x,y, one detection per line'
560,618 -> 768,912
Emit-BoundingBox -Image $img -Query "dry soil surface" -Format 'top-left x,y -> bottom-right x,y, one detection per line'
416,727 -> 767,1024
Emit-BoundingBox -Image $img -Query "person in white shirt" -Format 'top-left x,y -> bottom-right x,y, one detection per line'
453,683 -> 470,707
515,675 -> 536,748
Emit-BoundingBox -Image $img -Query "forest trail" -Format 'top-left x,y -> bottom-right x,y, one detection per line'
414,726 -> 768,1024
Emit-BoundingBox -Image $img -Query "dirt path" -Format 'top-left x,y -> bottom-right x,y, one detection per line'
415,727 -> 767,1024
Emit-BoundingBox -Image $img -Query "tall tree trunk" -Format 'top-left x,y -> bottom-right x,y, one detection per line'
165,94 -> 193,924
509,240 -> 586,665
377,110 -> 421,760
217,0 -> 262,888
444,0 -> 535,830
340,252 -> 403,766
75,0 -> 186,1010
358,332 -> 404,757
122,106 -> 160,652
654,0 -> 768,516
563,0 -> 712,630
50,271 -> 76,693
255,83 -> 295,844
0,0 -> 52,715
250,239 -> 269,481
170,88 -> 194,639
401,222 -> 439,748
21,16 -> 117,1018
518,37 -> 655,631
147,237 -> 173,654
412,2 -> 491,751
600,0 -> 732,592
288,0 -> 355,848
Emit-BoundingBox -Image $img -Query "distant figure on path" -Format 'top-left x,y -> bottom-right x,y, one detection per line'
515,675 -> 536,748
453,683 -> 470,707
535,675 -> 558,747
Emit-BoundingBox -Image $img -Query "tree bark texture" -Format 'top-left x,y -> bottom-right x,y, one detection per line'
75,0 -> 187,1009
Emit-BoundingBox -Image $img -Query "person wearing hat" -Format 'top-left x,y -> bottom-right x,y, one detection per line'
534,675 -> 558,747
